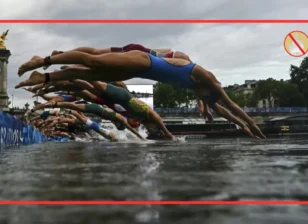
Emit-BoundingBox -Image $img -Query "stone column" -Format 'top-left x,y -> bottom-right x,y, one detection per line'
0,49 -> 11,112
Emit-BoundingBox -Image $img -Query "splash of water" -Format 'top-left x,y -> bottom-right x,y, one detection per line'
175,135 -> 187,143
99,121 -> 149,142
73,120 -> 188,144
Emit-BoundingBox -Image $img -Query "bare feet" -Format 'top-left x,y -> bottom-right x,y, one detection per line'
43,50 -> 61,70
18,56 -> 45,77
15,71 -> 45,89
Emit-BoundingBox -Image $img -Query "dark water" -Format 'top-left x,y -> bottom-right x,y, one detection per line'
0,136 -> 308,224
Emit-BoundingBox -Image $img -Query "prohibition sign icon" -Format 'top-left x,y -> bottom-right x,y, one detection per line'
284,31 -> 308,57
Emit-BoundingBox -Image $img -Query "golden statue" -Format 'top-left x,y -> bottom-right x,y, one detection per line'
0,30 -> 9,49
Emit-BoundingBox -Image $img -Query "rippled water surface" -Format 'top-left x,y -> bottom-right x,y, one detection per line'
1,136 -> 308,223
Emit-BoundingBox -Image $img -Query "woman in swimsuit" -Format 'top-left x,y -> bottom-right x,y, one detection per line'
45,43 -> 189,65
44,44 -> 212,120
16,50 -> 265,139
51,110 -> 118,141
71,79 -> 175,140
34,85 -> 141,129
38,100 -> 146,141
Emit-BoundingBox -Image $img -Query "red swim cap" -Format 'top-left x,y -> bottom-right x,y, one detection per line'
129,118 -> 140,128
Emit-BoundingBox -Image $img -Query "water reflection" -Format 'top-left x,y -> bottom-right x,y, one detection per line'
0,136 -> 308,223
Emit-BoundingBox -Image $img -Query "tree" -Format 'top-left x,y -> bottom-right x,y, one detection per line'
173,87 -> 195,107
153,83 -> 177,107
225,89 -> 254,107
153,83 -> 197,108
274,82 -> 306,107
251,78 -> 306,107
290,56 -> 308,104
252,78 -> 278,107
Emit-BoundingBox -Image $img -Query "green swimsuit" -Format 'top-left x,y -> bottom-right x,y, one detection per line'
103,84 -> 150,121
84,103 -> 117,121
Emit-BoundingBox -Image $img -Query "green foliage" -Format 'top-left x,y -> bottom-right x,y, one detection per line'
226,78 -> 306,107
153,83 -> 177,107
225,89 -> 252,107
153,83 -> 195,107
276,82 -> 306,107
249,78 -> 306,107
290,56 -> 308,104
252,78 -> 278,106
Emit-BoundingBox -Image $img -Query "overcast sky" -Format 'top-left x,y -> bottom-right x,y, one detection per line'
0,0 -> 308,108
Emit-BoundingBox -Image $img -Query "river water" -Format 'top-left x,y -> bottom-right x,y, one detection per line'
0,136 -> 308,224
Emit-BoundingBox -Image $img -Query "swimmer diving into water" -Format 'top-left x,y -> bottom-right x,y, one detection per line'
71,79 -> 176,140
16,49 -> 265,139
54,110 -> 118,141
43,43 -> 212,121
38,100 -> 146,141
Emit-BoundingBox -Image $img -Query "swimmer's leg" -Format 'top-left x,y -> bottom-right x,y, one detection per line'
43,47 -> 113,70
53,47 -> 112,56
16,68 -> 98,88
173,51 -> 191,61
85,119 -> 117,141
30,95 -> 65,113
18,50 -> 149,76
44,101 -> 86,112
16,59 -> 142,88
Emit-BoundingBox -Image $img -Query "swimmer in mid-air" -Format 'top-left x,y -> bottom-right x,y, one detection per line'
45,43 -> 190,65
43,43 -> 213,121
38,100 -> 146,141
16,49 -> 265,139
71,79 -> 176,140
51,110 -> 118,141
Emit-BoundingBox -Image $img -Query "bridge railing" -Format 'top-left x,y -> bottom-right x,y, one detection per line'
154,107 -> 308,114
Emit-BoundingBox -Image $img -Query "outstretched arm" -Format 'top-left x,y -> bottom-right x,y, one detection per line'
43,101 -> 86,113
69,110 -> 117,141
211,84 -> 266,139
34,85 -> 81,97
149,110 -> 175,140
116,114 -> 146,141
73,90 -> 97,102
196,95 -> 214,121
46,84 -> 82,93
72,80 -> 99,95
210,103 -> 257,139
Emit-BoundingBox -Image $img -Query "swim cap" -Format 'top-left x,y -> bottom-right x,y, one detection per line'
128,118 -> 140,128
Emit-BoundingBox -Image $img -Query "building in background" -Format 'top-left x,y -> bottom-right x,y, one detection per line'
224,79 -> 290,108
